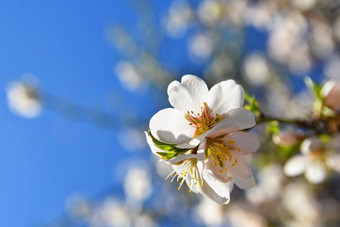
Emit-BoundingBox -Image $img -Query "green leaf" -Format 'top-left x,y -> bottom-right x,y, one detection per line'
148,131 -> 189,159
305,77 -> 322,100
244,91 -> 260,115
266,121 -> 279,134
305,77 -> 324,116
155,152 -> 178,159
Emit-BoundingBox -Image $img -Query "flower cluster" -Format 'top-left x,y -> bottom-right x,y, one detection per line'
146,75 -> 259,204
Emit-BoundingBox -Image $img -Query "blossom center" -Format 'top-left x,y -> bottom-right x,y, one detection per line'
185,102 -> 221,137
206,137 -> 241,174
165,158 -> 202,192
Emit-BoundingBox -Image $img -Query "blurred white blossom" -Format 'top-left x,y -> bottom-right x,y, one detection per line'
243,53 -> 270,86
283,182 -> 320,226
325,54 -> 340,80
90,198 -> 130,227
246,164 -> 284,205
163,0 -> 193,38
6,81 -> 41,118
225,203 -> 267,227
189,33 -> 213,60
290,0 -> 316,11
195,197 -> 223,226
115,61 -> 143,91
197,0 -> 223,25
284,136 -> 340,183
124,167 -> 152,206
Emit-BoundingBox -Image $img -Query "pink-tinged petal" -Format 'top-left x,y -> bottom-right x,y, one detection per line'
283,155 -> 309,177
168,75 -> 209,114
204,159 -> 232,183
149,108 -> 195,144
305,162 -> 327,184
201,172 -> 233,205
322,81 -> 340,111
224,151 -> 253,179
222,132 -> 260,155
214,108 -> 256,131
321,80 -> 336,97
232,175 -> 256,190
207,80 -> 244,114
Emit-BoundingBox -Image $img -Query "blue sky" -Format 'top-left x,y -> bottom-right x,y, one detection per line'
0,1 -> 169,226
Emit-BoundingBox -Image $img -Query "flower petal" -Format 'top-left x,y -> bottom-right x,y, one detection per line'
222,132 -> 260,155
168,153 -> 204,164
224,151 -> 253,179
149,108 -> 195,144
186,161 -> 204,193
305,162 -> 327,184
206,125 -> 240,139
201,172 -> 233,205
283,155 -> 308,177
207,80 -> 244,114
176,133 -> 207,149
213,108 -> 256,132
205,159 -> 232,183
322,81 -> 340,111
232,175 -> 256,190
167,75 -> 209,114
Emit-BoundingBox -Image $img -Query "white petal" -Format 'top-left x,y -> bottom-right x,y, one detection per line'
201,172 -> 233,205
168,153 -> 204,164
232,175 -> 256,190
283,155 -> 309,177
167,75 -> 209,114
207,80 -> 244,114
213,108 -> 256,132
305,162 -> 327,184
206,125 -> 240,139
222,132 -> 260,155
176,133 -> 207,149
321,80 -> 336,97
149,108 -> 195,144
186,161 -> 204,193
224,151 -> 253,179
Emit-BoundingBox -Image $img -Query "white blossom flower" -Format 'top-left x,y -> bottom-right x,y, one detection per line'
146,75 -> 259,204
194,196 -> 223,226
282,182 -> 320,226
124,167 -> 152,206
321,80 -> 340,112
246,164 -> 284,205
284,136 -> 340,184
6,81 -> 41,118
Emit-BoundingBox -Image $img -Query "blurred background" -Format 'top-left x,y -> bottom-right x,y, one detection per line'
1,0 -> 340,226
